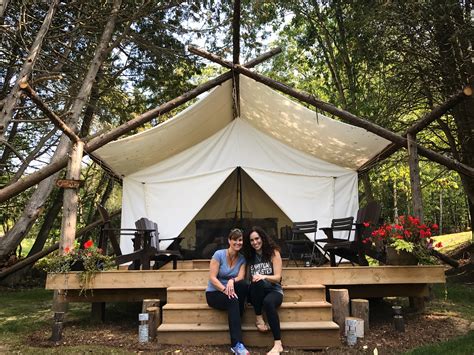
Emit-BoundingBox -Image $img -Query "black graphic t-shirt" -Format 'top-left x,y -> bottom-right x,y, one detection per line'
249,253 -> 283,294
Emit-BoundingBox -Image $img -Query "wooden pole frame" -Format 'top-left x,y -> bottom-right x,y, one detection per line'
188,46 -> 474,179
407,133 -> 424,221
0,48 -> 282,203
359,86 -> 473,173
231,0 -> 241,118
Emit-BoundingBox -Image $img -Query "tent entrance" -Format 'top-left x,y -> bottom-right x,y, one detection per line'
179,168 -> 292,258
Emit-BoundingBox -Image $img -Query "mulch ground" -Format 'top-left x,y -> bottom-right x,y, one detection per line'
25,302 -> 471,354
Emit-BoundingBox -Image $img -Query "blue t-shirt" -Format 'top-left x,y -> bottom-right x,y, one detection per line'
206,249 -> 246,292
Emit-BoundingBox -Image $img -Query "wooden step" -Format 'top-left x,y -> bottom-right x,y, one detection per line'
167,284 -> 326,303
162,301 -> 333,324
157,321 -> 340,348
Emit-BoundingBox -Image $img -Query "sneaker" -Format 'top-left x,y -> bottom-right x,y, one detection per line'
230,341 -> 250,355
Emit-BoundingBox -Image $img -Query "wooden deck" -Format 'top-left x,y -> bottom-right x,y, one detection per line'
45,263 -> 446,349
46,263 -> 446,302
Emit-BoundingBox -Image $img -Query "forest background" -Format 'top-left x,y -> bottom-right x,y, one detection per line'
0,0 -> 473,270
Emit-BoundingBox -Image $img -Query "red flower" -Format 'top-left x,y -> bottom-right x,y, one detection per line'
363,222 -> 370,227
435,242 -> 443,248
395,224 -> 403,230
432,224 -> 439,230
84,240 -> 94,249
64,246 -> 70,254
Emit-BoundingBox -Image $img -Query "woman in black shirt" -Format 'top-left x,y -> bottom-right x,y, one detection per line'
244,226 -> 284,354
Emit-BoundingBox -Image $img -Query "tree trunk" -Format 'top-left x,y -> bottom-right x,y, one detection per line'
361,173 -> 374,202
27,188 -> 63,258
0,0 -> 60,141
0,0 -> 123,262
431,0 -> 474,231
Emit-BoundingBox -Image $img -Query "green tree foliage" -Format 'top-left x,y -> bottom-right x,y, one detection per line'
264,0 -> 473,233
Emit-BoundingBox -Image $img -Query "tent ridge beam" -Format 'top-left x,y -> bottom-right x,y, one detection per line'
188,46 -> 474,178
231,0 -> 241,119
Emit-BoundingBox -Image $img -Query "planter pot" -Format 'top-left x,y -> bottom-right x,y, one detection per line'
70,260 -> 105,271
70,260 -> 84,271
386,246 -> 418,265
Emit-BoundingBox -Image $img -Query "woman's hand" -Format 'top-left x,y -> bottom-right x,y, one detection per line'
224,278 -> 238,299
252,273 -> 266,282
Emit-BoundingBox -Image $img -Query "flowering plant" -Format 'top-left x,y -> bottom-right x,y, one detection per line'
36,239 -> 115,292
362,215 -> 442,263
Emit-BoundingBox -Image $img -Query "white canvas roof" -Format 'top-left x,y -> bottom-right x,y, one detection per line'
95,76 -> 390,254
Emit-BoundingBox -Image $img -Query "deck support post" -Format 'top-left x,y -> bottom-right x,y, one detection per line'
49,311 -> 65,342
91,302 -> 106,322
147,306 -> 160,341
351,299 -> 369,333
329,288 -> 350,333
409,296 -> 426,313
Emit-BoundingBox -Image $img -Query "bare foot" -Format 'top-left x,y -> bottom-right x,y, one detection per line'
267,342 -> 283,354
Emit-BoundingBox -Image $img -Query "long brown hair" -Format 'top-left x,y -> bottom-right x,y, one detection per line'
243,226 -> 280,262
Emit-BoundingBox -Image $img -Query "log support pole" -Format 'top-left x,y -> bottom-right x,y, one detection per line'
146,306 -> 160,341
351,298 -> 369,333
59,140 -> 84,253
50,311 -> 65,342
91,302 -> 106,322
51,140 -> 84,340
329,288 -> 350,333
142,298 -> 161,314
409,296 -> 426,313
407,133 -> 424,222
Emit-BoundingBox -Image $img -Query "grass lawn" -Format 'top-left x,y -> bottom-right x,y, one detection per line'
433,231 -> 472,254
0,288 -> 137,353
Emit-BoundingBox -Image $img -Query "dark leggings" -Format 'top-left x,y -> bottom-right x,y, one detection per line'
249,280 -> 283,340
206,280 -> 248,346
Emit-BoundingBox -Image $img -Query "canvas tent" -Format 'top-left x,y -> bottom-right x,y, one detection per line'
95,76 -> 390,255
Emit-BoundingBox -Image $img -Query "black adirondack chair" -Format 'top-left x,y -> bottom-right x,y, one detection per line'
320,201 -> 382,266
98,207 -> 181,270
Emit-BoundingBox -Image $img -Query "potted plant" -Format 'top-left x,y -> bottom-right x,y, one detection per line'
36,240 -> 116,293
362,215 -> 442,265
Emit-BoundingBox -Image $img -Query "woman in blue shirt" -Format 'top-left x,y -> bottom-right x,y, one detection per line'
244,226 -> 284,355
206,228 -> 249,355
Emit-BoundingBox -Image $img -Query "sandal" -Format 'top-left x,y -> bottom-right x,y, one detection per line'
255,319 -> 269,332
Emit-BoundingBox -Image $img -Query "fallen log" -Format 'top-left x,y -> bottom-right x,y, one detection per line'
430,249 -> 459,268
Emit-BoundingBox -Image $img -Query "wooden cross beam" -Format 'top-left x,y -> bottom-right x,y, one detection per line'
20,80 -> 82,144
187,46 -> 474,179
359,86 -> 473,173
0,47 -> 282,203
